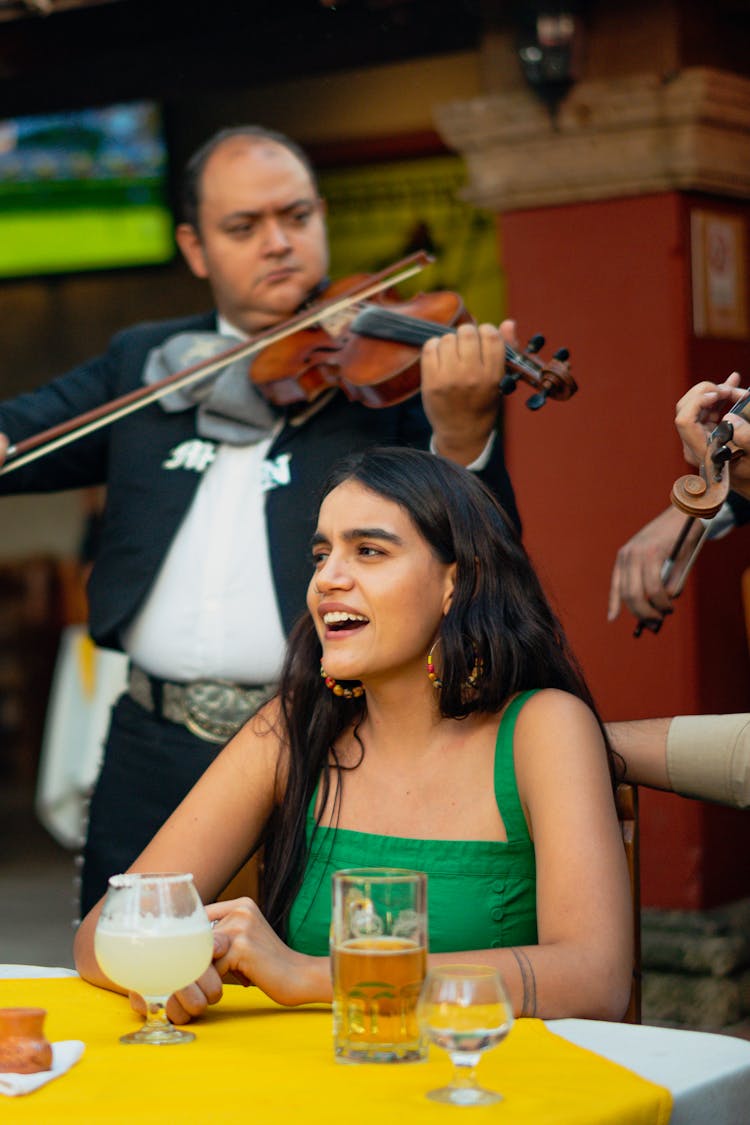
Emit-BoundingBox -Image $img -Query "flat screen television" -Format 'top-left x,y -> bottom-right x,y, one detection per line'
0,99 -> 174,279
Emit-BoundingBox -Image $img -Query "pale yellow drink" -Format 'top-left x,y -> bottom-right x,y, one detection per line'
95,922 -> 213,998
332,935 -> 427,1061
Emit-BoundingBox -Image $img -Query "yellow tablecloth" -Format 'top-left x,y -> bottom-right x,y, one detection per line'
0,978 -> 672,1123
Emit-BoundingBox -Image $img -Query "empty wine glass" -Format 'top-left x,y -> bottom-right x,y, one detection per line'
418,964 -> 514,1105
94,872 -> 213,1045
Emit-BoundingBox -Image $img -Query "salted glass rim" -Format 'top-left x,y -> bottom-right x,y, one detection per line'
332,867 -> 427,884
107,872 -> 196,888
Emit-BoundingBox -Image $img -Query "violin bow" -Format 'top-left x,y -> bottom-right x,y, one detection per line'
0,252 -> 434,478
634,389 -> 750,637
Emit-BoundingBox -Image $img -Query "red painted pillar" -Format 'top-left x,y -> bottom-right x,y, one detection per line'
499,191 -> 750,908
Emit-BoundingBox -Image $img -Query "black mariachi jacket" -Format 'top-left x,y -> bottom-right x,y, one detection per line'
0,313 -> 520,651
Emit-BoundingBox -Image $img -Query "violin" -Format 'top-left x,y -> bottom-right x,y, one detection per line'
249,275 -> 576,413
0,251 -> 576,477
634,389 -> 750,637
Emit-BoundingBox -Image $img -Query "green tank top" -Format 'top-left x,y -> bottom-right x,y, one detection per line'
287,690 -> 538,955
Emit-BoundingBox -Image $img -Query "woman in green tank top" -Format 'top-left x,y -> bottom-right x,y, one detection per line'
75,447 -> 632,1024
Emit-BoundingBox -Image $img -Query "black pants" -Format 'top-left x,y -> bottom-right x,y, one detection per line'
80,693 -> 223,916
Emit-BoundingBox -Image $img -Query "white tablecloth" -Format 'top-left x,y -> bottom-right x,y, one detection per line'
547,1017 -> 750,1125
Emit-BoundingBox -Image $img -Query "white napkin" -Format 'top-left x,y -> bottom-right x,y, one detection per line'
0,1041 -> 84,1096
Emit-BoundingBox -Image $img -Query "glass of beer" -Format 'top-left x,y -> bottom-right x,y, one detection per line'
94,872 -> 213,1045
331,867 -> 428,1063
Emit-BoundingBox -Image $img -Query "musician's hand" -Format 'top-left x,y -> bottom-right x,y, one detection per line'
674,372 -> 744,465
675,372 -> 750,498
607,505 -> 703,626
498,319 -> 519,349
0,433 -> 8,468
420,320 -> 514,466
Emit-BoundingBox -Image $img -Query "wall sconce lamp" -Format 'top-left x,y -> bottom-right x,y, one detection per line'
515,2 -> 586,121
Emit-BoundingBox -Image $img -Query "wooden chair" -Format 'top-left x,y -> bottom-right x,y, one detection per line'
741,567 -> 750,654
616,782 -> 641,1024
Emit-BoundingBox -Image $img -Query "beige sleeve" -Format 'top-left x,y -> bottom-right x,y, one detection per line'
666,714 -> 750,808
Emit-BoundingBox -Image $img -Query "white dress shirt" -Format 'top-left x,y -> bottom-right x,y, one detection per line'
123,318 -> 288,684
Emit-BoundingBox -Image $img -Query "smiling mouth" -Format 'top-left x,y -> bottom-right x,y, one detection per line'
322,611 -> 369,633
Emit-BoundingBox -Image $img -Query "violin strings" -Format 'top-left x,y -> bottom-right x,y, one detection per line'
353,306 -> 452,346
353,306 -> 539,376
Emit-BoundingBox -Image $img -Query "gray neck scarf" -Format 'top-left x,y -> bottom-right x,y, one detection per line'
142,331 -> 280,445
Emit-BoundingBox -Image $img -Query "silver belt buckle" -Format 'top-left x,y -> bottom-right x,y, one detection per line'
183,680 -> 268,744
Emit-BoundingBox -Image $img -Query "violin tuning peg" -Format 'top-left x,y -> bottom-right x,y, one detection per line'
713,444 -> 734,465
526,334 -> 545,354
634,617 -> 663,638
553,347 -> 570,362
525,389 -> 548,411
714,420 -> 734,446
499,374 -> 519,395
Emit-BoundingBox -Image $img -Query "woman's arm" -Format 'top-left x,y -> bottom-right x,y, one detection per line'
429,691 -> 633,1021
73,701 -> 284,1000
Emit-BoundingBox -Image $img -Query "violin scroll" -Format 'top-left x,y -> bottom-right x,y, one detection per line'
671,471 -> 728,519
670,419 -> 739,519
635,387 -> 749,639
500,334 -> 577,411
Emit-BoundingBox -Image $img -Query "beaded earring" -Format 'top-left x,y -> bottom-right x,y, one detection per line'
320,662 -> 365,699
426,644 -> 443,689
427,642 -> 483,691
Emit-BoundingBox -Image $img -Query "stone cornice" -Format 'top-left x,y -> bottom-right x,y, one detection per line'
433,68 -> 750,210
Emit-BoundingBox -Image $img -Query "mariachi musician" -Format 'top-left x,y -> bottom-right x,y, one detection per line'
0,126 -> 526,913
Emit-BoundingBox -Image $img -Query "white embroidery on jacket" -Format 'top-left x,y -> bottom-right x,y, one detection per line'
162,439 -> 217,473
260,452 -> 292,493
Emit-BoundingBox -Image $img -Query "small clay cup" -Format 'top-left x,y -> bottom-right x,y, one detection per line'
0,1008 -> 53,1074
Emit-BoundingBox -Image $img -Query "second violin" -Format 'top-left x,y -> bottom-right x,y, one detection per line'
634,387 -> 750,637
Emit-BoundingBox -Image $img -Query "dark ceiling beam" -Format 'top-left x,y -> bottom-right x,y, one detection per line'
0,0 -> 483,118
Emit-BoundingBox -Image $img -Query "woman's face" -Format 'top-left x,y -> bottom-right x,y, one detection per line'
307,480 -> 456,687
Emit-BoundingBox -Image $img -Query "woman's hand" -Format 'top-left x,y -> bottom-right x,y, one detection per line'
206,898 -> 331,1007
127,898 -> 330,1024
128,931 -> 226,1025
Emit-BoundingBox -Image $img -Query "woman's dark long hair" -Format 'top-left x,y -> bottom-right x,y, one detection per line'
262,446 -> 618,936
